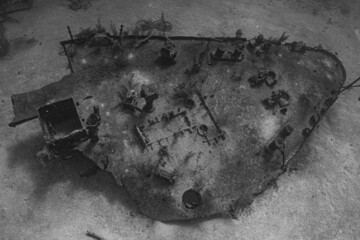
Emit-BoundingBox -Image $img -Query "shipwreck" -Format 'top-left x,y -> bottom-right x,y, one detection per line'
9,17 -> 356,221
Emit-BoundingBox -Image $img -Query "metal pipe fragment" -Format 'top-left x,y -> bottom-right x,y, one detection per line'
86,231 -> 105,240
67,26 -> 74,41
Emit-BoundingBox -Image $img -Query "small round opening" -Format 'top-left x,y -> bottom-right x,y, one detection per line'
182,189 -> 202,209
199,124 -> 208,132
184,98 -> 195,109
197,124 -> 208,136
267,71 -> 276,79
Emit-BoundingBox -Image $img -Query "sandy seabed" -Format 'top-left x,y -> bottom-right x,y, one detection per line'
0,0 -> 360,239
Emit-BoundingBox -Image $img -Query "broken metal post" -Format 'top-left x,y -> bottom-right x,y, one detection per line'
62,43 -> 74,73
67,26 -> 74,42
120,24 -> 124,44
134,125 -> 148,148
86,231 -> 105,240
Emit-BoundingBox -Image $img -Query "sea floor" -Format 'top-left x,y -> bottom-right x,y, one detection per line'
0,0 -> 360,239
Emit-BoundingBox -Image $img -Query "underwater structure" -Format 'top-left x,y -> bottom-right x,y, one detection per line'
8,18 -> 350,221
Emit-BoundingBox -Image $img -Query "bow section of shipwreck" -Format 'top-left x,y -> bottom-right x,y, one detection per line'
9,25 -> 346,221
